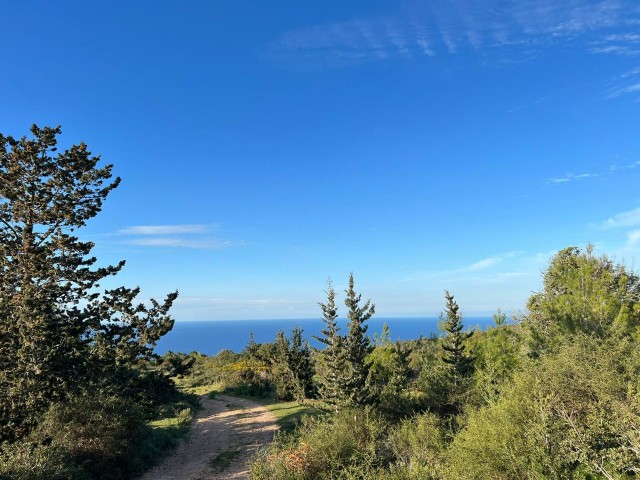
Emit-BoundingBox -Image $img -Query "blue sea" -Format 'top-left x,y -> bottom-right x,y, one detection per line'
155,317 -> 494,356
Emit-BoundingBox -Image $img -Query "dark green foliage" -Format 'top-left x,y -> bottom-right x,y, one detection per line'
288,327 -> 315,400
340,273 -> 375,407
271,331 -> 295,400
156,351 -> 196,378
0,125 -> 120,438
244,332 -> 260,359
367,328 -> 411,417
440,291 -> 474,381
30,395 -> 148,480
0,442 -> 89,480
314,280 -> 347,406
0,125 -> 177,442
0,125 -> 181,478
270,328 -> 315,401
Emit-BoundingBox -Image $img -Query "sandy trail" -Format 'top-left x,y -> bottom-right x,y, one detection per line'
141,394 -> 278,480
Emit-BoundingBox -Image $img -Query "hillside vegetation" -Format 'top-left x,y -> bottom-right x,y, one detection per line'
170,246 -> 640,479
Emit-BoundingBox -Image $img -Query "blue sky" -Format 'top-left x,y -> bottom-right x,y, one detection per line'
2,0 -> 640,320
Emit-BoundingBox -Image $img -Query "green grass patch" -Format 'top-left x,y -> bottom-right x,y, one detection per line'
265,401 -> 324,433
209,446 -> 243,471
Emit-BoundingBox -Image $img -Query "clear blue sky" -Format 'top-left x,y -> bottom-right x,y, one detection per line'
2,1 -> 640,320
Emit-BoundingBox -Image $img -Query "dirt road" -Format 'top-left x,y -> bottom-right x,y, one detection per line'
141,394 -> 278,480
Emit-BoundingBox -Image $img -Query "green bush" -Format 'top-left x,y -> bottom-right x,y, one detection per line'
446,337 -> 640,479
251,408 -> 390,479
30,394 -> 148,480
0,441 -> 87,480
388,412 -> 444,479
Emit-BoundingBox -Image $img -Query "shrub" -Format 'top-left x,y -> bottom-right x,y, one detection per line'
30,394 -> 148,480
0,441 -> 88,480
251,408 -> 390,479
388,412 -> 444,478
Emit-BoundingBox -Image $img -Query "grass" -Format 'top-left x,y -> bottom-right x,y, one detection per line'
209,446 -> 243,471
265,401 -> 324,433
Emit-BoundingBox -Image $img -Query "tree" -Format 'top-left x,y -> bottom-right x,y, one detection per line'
526,245 -> 640,354
0,125 -> 176,439
271,330 -> 294,400
288,327 -> 314,401
341,273 -> 375,406
368,324 -> 411,416
314,279 -> 346,405
440,290 -> 474,382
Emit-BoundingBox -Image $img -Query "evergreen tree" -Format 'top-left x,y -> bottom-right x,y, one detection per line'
314,280 -> 345,405
271,330 -> 294,400
288,327 -> 314,401
341,273 -> 375,406
526,245 -> 640,354
0,125 -> 176,440
441,291 -> 474,384
244,331 -> 260,359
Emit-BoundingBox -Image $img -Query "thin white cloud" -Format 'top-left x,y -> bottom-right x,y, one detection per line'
464,252 -> 518,272
118,224 -> 208,235
597,207 -> 640,229
115,223 -> 238,250
545,172 -> 598,185
126,237 -> 235,249
626,229 -> 640,247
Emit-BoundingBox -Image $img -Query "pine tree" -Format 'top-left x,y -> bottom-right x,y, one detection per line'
271,330 -> 294,400
341,273 -> 375,406
314,279 -> 346,405
244,331 -> 260,359
0,125 -> 176,439
441,290 -> 474,384
288,327 -> 314,401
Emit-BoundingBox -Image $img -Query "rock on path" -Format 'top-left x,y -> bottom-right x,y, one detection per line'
140,394 -> 278,480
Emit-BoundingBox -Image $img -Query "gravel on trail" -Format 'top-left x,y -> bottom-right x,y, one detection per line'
140,394 -> 278,480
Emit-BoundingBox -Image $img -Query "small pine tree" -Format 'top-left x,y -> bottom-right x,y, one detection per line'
244,332 -> 260,359
341,273 -> 375,406
289,327 -> 314,401
441,291 -> 474,385
314,280 -> 346,406
272,330 -> 294,400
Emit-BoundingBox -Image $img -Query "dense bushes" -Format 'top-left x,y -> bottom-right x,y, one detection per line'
249,247 -> 640,479
0,442 -> 88,480
447,337 -> 640,479
251,408 -> 389,480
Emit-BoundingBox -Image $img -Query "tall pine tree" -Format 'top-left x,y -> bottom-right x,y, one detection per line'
314,279 -> 345,405
341,273 -> 375,406
441,290 -> 474,385
0,125 -> 176,440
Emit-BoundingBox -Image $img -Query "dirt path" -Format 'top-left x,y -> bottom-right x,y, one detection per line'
141,394 -> 278,480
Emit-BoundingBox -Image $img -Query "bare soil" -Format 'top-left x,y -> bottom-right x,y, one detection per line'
140,394 -> 278,480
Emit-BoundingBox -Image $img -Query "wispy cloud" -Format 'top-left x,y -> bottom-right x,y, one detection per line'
118,224 -> 208,235
596,207 -> 640,229
127,237 -> 235,249
545,172 -> 598,185
400,251 -> 521,282
626,229 -> 640,247
116,224 -> 237,250
269,0 -> 639,68
604,66 -> 640,100
464,252 -> 518,272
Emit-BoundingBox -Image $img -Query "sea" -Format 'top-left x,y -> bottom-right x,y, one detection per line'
155,317 -> 495,356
